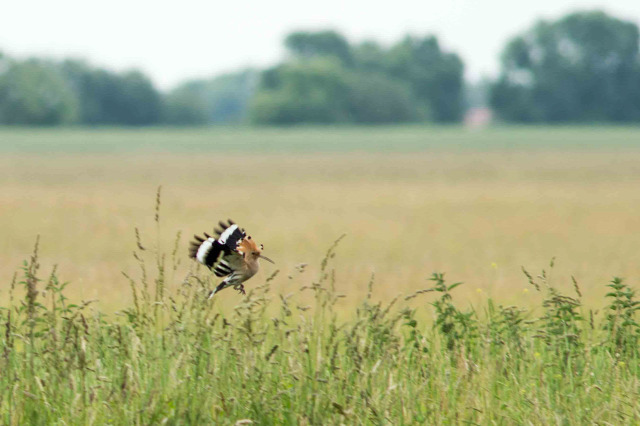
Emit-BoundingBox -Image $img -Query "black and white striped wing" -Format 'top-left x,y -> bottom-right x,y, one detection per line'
188,219 -> 246,277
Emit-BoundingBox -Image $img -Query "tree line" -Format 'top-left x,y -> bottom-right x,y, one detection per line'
0,55 -> 257,126
251,32 -> 464,124
491,11 -> 640,122
1,10 -> 639,126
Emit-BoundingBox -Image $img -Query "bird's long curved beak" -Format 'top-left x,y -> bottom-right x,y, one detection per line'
259,254 -> 275,264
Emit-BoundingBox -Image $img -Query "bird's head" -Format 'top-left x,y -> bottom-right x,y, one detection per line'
237,236 -> 274,264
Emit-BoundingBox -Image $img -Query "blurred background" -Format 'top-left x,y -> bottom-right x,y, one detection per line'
2,1 -> 640,126
1,1 -> 640,310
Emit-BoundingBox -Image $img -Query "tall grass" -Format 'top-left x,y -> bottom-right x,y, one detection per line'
1,213 -> 639,424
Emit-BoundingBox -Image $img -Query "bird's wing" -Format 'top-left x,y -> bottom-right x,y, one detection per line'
189,219 -> 246,277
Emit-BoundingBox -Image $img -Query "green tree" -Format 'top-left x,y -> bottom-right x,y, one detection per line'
352,41 -> 388,73
251,59 -> 417,125
386,36 -> 465,122
164,70 -> 257,125
490,11 -> 640,122
344,72 -> 416,123
253,30 -> 465,124
204,70 -> 257,123
252,59 -> 351,124
0,59 -> 78,125
163,81 -> 209,125
61,60 -> 162,125
285,31 -> 353,66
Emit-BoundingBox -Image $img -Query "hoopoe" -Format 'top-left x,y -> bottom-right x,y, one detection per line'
188,219 -> 274,298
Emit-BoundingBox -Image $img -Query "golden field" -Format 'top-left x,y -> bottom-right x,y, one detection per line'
1,126 -> 640,311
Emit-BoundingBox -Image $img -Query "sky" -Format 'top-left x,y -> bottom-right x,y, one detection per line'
2,0 -> 640,90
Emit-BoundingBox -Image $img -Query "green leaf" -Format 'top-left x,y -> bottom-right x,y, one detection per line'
447,282 -> 464,291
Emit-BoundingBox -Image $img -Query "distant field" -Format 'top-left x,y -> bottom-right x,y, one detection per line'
1,125 -> 640,311
1,125 -> 640,153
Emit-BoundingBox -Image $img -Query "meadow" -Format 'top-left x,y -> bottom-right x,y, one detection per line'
1,126 -> 640,309
1,125 -> 640,423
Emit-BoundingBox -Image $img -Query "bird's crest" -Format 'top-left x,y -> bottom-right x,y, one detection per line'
236,236 -> 262,257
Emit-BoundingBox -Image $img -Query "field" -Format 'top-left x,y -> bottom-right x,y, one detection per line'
2,125 -> 640,423
2,126 -> 640,309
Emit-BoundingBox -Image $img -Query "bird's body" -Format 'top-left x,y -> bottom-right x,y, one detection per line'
188,219 -> 273,298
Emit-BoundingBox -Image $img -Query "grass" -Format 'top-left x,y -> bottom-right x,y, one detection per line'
1,125 -> 640,153
1,227 -> 639,424
2,125 -> 640,422
2,127 -> 640,310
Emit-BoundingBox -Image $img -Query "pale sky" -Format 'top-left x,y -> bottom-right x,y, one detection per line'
1,0 -> 640,90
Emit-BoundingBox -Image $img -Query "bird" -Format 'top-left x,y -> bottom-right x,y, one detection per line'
188,219 -> 274,298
